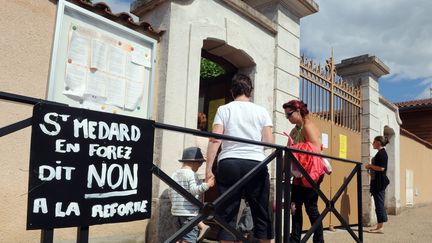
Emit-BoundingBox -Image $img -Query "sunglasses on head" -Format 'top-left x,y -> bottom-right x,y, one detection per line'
285,110 -> 295,118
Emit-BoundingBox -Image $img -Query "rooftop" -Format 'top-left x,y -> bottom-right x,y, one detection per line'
69,0 -> 164,40
394,98 -> 432,110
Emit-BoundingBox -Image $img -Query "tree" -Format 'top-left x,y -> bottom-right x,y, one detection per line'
200,58 -> 225,78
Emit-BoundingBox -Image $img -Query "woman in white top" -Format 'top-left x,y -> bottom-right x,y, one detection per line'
206,74 -> 274,243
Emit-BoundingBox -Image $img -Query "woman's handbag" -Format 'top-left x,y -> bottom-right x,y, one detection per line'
283,132 -> 331,177
283,132 -> 303,178
322,158 -> 332,175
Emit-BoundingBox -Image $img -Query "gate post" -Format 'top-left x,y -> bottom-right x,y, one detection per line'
335,55 -> 390,226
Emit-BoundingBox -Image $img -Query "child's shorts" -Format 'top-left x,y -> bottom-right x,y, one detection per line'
175,216 -> 199,242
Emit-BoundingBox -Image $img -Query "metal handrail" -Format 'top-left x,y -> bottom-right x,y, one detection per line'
0,92 -> 363,243
153,120 -> 363,243
155,122 -> 361,164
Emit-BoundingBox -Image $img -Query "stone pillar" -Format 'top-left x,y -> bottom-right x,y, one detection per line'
336,54 -> 390,226
245,0 -> 319,145
244,0 -> 318,204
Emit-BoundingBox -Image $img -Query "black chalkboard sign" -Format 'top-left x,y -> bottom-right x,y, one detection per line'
26,103 -> 154,229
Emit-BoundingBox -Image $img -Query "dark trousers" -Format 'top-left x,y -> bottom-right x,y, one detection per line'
372,190 -> 388,223
216,158 -> 274,241
290,183 -> 324,243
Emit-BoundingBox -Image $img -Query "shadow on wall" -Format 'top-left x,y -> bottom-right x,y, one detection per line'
340,176 -> 351,224
383,125 -> 395,213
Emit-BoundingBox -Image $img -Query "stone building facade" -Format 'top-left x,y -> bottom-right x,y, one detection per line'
1,0 -> 418,242
130,0 -> 318,241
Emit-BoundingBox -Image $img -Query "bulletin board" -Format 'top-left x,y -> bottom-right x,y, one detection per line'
47,0 -> 157,119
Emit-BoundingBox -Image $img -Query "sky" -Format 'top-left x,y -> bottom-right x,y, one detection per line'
101,0 -> 432,102
300,0 -> 432,102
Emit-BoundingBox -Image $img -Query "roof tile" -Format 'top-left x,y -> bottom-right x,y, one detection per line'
69,0 -> 164,40
394,98 -> 432,108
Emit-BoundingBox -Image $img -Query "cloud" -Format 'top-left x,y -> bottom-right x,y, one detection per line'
300,0 -> 432,81
416,88 -> 432,99
416,78 -> 432,99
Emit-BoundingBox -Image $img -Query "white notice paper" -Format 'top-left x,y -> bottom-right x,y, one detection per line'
322,133 -> 329,149
64,63 -> 86,98
90,39 -> 108,71
106,76 -> 126,107
81,94 -> 107,112
68,31 -> 90,66
125,81 -> 145,110
86,70 -> 107,97
126,60 -> 144,82
131,45 -> 152,67
107,46 -> 126,76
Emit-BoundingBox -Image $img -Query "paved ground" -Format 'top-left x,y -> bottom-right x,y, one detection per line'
323,204 -> 432,243
322,205 -> 432,243
202,203 -> 432,242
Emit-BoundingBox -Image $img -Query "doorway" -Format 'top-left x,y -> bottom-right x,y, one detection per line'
199,51 -> 236,132
197,39 -> 256,241
198,38 -> 255,132
198,39 -> 255,204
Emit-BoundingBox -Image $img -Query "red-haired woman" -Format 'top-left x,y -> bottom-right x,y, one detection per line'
283,100 -> 325,243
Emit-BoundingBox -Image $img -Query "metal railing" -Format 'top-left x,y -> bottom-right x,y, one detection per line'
152,122 -> 285,242
0,91 -> 363,243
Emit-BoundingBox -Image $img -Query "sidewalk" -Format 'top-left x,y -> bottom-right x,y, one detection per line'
202,203 -> 432,242
323,203 -> 432,242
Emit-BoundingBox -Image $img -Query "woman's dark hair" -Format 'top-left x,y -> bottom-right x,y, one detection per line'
374,136 -> 389,146
197,112 -> 207,131
282,100 -> 309,117
231,74 -> 253,98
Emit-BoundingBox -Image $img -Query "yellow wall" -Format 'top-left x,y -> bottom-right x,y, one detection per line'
400,135 -> 432,207
0,1 -> 147,242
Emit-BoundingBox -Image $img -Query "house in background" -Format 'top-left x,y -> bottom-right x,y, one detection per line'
395,98 -> 432,144
395,98 -> 432,209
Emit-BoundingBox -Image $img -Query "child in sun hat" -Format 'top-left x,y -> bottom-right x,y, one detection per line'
169,147 -> 215,243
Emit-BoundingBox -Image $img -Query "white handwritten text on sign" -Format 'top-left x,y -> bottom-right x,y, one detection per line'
27,103 -> 154,229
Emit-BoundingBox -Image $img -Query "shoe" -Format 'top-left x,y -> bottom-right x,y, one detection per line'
197,224 -> 210,242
